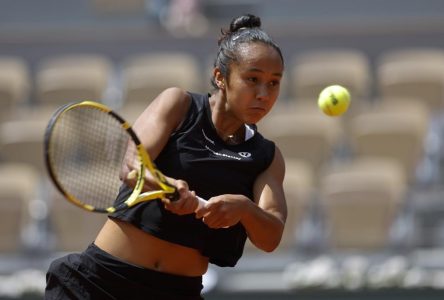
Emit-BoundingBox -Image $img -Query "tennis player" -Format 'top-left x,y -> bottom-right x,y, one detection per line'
45,13 -> 287,299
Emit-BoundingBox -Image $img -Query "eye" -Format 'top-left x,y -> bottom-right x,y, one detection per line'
247,77 -> 258,83
269,80 -> 280,87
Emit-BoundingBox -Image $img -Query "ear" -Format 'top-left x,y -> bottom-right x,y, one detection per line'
213,68 -> 225,89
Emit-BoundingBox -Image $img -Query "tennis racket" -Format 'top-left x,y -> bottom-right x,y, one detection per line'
44,100 -> 206,214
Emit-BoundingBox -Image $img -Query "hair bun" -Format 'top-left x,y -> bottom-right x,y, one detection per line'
229,14 -> 261,33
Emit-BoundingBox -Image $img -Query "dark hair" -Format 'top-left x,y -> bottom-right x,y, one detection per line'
210,14 -> 284,90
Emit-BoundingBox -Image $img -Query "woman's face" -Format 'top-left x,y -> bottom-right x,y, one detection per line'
224,42 -> 284,124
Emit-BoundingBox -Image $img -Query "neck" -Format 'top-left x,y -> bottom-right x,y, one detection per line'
224,126 -> 245,145
209,92 -> 245,144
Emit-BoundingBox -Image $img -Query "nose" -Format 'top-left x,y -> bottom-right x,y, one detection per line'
256,84 -> 270,101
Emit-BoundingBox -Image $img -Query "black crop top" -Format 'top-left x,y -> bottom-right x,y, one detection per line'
110,92 -> 275,267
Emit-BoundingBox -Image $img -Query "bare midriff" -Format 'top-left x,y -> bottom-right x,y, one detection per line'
94,218 -> 209,277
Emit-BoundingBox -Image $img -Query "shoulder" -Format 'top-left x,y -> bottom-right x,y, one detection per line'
256,144 -> 285,185
272,146 -> 285,177
156,87 -> 191,107
254,131 -> 276,158
150,88 -> 209,131
255,134 -> 285,179
133,87 -> 193,133
155,88 -> 208,110
148,88 -> 191,120
267,143 -> 285,178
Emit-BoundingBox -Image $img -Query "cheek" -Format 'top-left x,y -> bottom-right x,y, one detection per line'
226,81 -> 252,100
271,88 -> 281,102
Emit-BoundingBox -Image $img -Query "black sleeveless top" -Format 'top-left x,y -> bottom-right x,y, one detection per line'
110,92 -> 275,267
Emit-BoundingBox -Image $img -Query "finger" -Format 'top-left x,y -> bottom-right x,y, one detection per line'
185,191 -> 199,212
165,191 -> 195,214
127,169 -> 137,180
162,198 -> 171,205
196,197 -> 207,210
195,196 -> 214,218
177,195 -> 194,212
203,216 -> 225,229
175,179 -> 189,195
195,206 -> 209,219
165,199 -> 185,212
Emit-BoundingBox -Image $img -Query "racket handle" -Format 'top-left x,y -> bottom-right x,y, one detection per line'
196,196 -> 229,228
196,196 -> 207,210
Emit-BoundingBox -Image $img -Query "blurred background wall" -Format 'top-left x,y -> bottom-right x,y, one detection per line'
1,0 -> 444,299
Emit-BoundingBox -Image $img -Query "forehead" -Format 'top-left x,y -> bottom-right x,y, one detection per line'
234,42 -> 283,73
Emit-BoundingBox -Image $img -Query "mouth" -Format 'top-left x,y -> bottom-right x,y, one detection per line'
250,106 -> 267,112
247,107 -> 268,121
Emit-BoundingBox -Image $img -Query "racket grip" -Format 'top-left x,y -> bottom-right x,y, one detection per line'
196,196 -> 229,228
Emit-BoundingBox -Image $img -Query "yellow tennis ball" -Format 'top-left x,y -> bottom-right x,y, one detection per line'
318,85 -> 351,116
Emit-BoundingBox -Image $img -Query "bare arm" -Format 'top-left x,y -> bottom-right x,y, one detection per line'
243,147 -> 287,252
132,87 -> 190,160
120,87 -> 188,180
121,87 -> 199,214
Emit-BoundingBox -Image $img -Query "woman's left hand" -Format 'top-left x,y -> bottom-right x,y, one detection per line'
195,195 -> 249,229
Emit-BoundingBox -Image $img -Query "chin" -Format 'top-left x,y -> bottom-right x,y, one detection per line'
246,116 -> 264,125
247,110 -> 267,124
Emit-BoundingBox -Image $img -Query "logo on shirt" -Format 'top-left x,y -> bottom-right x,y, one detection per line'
238,152 -> 252,158
202,129 -> 253,160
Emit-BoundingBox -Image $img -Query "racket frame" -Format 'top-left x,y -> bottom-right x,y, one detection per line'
44,101 -> 178,213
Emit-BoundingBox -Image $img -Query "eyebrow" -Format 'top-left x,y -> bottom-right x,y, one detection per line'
245,67 -> 283,77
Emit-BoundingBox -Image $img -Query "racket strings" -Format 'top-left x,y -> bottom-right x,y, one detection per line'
49,107 -> 140,210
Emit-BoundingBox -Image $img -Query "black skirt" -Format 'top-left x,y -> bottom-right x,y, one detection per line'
45,243 -> 204,300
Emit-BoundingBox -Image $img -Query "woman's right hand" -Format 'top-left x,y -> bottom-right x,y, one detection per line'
162,179 -> 200,215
